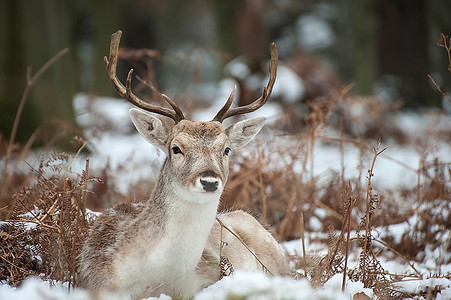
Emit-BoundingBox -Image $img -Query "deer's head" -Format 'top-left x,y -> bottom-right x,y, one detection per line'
104,30 -> 277,200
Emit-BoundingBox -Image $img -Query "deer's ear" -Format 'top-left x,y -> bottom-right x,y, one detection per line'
225,116 -> 266,150
129,108 -> 170,151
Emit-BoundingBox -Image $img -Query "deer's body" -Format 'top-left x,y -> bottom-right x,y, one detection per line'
78,30 -> 288,299
194,211 -> 291,288
79,204 -> 289,298
79,195 -> 219,298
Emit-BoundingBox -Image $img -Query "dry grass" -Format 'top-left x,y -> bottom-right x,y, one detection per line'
0,150 -> 93,287
2,87 -> 450,299
1,38 -> 450,299
218,92 -> 450,298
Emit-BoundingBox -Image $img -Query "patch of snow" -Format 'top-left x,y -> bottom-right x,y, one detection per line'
309,216 -> 323,231
0,277 -> 90,300
270,65 -> 305,103
0,277 -> 173,300
397,277 -> 451,300
195,271 -> 354,300
296,15 -> 335,50
323,274 -> 373,299
73,93 -> 131,132
193,78 -> 238,122
224,57 -> 251,80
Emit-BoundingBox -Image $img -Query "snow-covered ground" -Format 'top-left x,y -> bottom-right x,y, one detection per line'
71,92 -> 451,193
1,262 -> 449,300
1,91 -> 450,299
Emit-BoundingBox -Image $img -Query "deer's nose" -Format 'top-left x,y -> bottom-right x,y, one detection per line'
200,179 -> 219,192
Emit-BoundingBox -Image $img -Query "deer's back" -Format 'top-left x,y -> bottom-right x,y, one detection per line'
194,210 -> 291,289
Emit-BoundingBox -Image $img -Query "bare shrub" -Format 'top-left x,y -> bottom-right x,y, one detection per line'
0,152 -> 95,287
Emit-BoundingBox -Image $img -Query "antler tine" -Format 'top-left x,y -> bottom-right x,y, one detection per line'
105,30 -> 185,123
213,43 -> 278,122
212,85 -> 237,122
161,94 -> 185,121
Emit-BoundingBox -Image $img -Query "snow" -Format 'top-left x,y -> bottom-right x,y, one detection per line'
397,278 -> 451,300
2,271 -> 406,300
195,271 -> 367,300
0,277 -> 90,300
2,92 -> 450,299
296,15 -> 335,51
270,65 -> 305,103
0,272 -> 370,300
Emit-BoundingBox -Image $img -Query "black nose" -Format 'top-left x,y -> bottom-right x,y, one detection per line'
200,179 -> 219,192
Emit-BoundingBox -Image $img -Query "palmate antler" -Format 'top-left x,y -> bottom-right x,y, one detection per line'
104,30 -> 278,124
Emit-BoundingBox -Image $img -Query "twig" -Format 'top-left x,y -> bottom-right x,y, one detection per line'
1,47 -> 69,197
315,134 -> 417,173
427,74 -> 451,104
372,238 -> 422,277
342,196 -> 355,291
3,219 -> 59,231
0,253 -> 30,274
58,178 -> 69,277
257,142 -> 267,225
82,159 -> 89,220
437,33 -> 451,72
63,139 -> 89,178
299,212 -> 307,277
362,140 -> 386,283
38,197 -> 60,224
219,218 -> 224,273
216,217 -> 274,276
429,33 -> 451,103
139,282 -> 165,300
415,158 -> 423,213
339,118 -> 345,185
136,75 -> 163,101
316,201 -> 358,231
328,197 -> 356,269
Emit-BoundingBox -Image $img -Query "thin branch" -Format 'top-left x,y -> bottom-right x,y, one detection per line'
437,33 -> 451,72
8,48 -> 69,160
215,217 -> 274,276
362,140 -> 386,282
427,74 -> 451,104
342,197 -> 356,291
1,47 -> 69,197
257,143 -> 267,225
3,219 -> 59,231
372,238 -> 422,277
299,212 -> 307,278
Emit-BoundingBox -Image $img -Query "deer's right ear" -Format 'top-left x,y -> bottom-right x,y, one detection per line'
129,108 -> 170,151
225,116 -> 266,150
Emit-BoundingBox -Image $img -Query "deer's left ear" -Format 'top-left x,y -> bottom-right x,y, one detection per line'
225,117 -> 266,150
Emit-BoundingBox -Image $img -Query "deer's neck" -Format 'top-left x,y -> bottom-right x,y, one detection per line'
115,164 -> 220,296
150,173 -> 220,245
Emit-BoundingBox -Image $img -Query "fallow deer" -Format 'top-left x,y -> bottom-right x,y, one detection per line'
77,30 -> 289,299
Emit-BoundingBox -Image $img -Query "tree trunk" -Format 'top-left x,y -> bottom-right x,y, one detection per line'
349,0 -> 378,95
379,0 -> 438,107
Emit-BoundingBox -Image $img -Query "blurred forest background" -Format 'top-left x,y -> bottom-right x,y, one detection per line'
1,0 -> 451,145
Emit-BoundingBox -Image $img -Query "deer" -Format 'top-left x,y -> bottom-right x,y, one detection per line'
77,30 -> 290,299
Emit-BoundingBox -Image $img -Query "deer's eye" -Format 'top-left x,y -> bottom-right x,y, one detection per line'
224,147 -> 231,156
172,146 -> 183,155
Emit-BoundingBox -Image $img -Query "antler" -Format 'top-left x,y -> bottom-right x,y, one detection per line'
104,30 -> 185,123
213,43 -> 278,122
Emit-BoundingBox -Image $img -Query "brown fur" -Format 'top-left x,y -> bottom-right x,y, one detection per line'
77,111 -> 288,298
